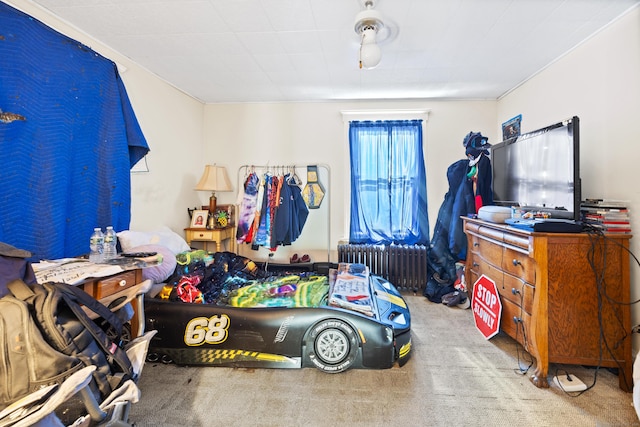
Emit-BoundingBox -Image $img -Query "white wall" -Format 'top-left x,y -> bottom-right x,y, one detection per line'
203,100 -> 496,264
6,0 -> 205,236
498,7 -> 640,348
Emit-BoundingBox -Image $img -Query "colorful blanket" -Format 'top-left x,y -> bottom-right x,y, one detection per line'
227,275 -> 328,308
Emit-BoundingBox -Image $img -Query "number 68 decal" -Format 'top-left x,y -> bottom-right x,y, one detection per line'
184,315 -> 230,346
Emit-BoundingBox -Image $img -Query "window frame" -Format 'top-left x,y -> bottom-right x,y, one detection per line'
340,109 -> 430,242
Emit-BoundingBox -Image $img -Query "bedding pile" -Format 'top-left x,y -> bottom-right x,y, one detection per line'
156,250 -> 328,307
156,251 -> 377,317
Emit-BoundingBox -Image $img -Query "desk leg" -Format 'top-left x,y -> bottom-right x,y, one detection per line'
130,295 -> 144,338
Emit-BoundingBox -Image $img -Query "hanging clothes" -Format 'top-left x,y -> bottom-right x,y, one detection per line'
267,174 -> 282,247
424,131 -> 492,303
236,168 -> 310,251
236,171 -> 259,243
272,173 -> 309,247
236,171 -> 309,251
272,175 -> 292,247
246,174 -> 266,244
253,173 -> 273,248
289,180 -> 309,242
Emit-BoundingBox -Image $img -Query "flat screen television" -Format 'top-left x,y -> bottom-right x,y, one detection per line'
491,116 -> 581,221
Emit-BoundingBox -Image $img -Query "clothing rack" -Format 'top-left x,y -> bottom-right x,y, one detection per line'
237,164 -> 331,262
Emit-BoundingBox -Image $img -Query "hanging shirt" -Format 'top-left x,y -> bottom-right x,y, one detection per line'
273,174 -> 294,246
253,173 -> 273,247
236,172 -> 259,243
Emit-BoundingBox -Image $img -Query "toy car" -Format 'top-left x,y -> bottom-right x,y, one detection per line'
144,259 -> 411,373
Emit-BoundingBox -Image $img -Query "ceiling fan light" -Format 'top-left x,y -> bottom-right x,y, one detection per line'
360,41 -> 381,69
355,1 -> 388,70
361,27 -> 377,45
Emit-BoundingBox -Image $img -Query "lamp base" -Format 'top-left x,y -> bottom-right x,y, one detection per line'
208,193 -> 217,229
209,193 -> 217,214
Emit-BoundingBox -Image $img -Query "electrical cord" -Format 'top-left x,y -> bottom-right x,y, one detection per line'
512,280 -> 534,376
498,243 -> 534,376
553,365 -> 595,396
580,224 -> 638,392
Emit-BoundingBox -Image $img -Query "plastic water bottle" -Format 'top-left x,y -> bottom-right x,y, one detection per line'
103,226 -> 118,261
89,228 -> 104,263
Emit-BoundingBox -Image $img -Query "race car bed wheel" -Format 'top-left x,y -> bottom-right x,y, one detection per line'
306,319 -> 358,373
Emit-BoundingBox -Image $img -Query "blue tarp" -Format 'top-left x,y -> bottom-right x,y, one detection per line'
0,2 -> 149,260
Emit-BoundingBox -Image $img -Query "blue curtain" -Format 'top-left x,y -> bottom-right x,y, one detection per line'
0,3 -> 149,260
349,120 -> 429,245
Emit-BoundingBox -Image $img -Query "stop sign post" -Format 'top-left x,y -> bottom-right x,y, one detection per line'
471,274 -> 502,339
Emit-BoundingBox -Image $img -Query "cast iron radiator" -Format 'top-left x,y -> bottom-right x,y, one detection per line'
337,243 -> 428,292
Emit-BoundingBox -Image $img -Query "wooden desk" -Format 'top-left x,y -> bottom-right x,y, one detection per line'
185,226 -> 235,253
77,268 -> 144,338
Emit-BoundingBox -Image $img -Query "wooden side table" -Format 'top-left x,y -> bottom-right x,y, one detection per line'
185,226 -> 235,253
76,268 -> 145,338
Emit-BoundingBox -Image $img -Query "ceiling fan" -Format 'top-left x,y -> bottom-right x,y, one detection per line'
354,0 -> 396,69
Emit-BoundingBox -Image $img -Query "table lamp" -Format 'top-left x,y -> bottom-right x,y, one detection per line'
194,165 -> 233,225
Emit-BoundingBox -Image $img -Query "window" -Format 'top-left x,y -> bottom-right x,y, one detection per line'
348,120 -> 429,245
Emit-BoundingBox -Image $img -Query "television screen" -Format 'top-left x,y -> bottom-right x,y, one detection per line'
491,116 -> 580,221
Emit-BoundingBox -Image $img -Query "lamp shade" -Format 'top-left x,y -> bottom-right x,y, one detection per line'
194,165 -> 233,193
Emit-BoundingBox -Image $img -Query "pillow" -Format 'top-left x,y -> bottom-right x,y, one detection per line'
124,244 -> 177,284
117,226 -> 190,255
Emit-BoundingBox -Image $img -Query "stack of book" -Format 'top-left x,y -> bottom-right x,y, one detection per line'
580,200 -> 631,233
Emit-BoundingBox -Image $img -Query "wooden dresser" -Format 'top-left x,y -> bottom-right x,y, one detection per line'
462,217 -> 633,391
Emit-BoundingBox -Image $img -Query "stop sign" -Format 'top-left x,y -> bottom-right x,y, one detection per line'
471,274 -> 502,339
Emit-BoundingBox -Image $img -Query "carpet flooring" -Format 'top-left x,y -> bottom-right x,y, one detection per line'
128,295 -> 639,427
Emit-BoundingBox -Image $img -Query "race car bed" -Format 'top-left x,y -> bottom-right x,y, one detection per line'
144,251 -> 411,373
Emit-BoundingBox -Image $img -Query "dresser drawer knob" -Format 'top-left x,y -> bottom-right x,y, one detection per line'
119,279 -> 127,287
472,262 -> 479,267
512,259 -> 522,267
473,242 -> 479,247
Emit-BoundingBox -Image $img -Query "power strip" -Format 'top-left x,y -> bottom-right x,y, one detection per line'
553,374 -> 587,392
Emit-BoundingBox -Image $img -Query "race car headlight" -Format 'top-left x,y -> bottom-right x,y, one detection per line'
388,311 -> 407,326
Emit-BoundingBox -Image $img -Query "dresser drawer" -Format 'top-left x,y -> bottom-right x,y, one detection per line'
469,237 -> 503,268
93,270 -> 138,299
188,230 -> 214,241
501,273 -> 534,314
469,254 -> 503,285
500,297 -> 532,351
502,247 -> 535,284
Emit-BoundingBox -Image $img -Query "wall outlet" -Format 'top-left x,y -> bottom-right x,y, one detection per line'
553,374 -> 587,392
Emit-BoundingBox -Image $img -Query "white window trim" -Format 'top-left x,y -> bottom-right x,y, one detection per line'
340,109 -> 430,123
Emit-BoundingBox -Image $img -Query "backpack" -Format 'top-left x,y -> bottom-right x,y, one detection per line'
0,279 -> 134,410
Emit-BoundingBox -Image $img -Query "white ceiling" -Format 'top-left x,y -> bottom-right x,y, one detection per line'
26,0 -> 640,103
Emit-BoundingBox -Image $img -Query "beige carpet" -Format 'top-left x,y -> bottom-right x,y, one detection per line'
129,295 -> 639,427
